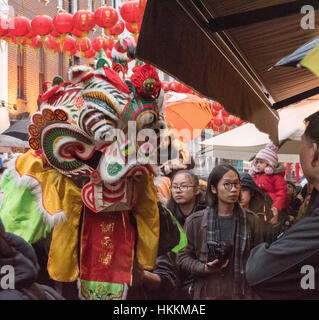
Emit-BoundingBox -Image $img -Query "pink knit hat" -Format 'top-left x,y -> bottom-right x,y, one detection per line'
251,142 -> 279,175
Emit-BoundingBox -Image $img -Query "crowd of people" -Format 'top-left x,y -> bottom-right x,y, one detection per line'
1,111 -> 319,300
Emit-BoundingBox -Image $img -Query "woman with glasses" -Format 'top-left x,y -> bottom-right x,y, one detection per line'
159,170 -> 206,299
177,164 -> 263,300
167,170 -> 206,228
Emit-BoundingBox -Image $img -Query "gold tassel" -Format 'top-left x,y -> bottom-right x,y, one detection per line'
122,211 -> 127,241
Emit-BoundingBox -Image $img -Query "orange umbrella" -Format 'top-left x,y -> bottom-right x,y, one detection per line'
164,92 -> 212,142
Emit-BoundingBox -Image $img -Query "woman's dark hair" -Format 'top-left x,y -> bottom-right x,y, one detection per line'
286,180 -> 296,190
304,111 -> 319,145
206,164 -> 240,208
171,170 -> 199,187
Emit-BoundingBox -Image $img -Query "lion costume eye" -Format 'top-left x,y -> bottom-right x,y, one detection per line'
78,108 -> 116,141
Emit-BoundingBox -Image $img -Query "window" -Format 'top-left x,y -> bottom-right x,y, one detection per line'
57,0 -> 63,9
68,0 -> 78,14
88,0 -> 93,11
39,48 -> 45,94
58,52 -> 64,77
69,55 -> 80,67
17,46 -> 25,100
72,0 -> 78,14
68,0 -> 71,13
73,55 -> 80,66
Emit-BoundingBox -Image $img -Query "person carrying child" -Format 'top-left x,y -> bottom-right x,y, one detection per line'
250,143 -> 288,223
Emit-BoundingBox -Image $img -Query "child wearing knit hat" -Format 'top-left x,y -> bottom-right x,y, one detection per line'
250,142 -> 288,221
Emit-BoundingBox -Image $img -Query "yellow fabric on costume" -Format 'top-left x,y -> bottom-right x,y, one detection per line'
48,205 -> 82,282
16,151 -> 83,281
133,175 -> 160,271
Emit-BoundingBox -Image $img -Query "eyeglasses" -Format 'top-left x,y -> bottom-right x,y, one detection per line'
223,182 -> 241,191
171,185 -> 196,192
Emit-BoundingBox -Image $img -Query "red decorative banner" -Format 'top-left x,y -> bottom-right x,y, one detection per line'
80,207 -> 135,285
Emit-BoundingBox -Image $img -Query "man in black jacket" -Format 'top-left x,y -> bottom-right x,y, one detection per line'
246,111 -> 319,299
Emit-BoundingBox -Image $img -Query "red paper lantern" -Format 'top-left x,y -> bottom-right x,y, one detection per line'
73,9 -> 95,38
82,47 -> 96,59
224,115 -> 235,126
213,116 -> 223,128
71,27 -> 82,38
105,36 -> 114,50
221,108 -> 229,117
75,37 -> 91,52
44,35 -> 53,50
3,30 -> 16,44
91,36 -> 108,52
183,86 -> 193,94
29,36 -> 42,49
212,109 -> 219,117
69,47 -> 77,56
53,10 -> 73,40
31,15 -> 53,40
110,20 -> 125,39
94,5 -> 118,35
44,35 -> 59,53
12,16 -> 30,38
0,18 -> 8,37
161,81 -> 169,92
212,101 -> 223,111
206,119 -> 213,129
210,103 -> 219,117
20,36 -> 28,46
169,81 -> 183,92
50,26 -> 62,39
50,36 -> 60,53
120,0 -> 139,33
25,29 -> 36,39
125,21 -> 138,37
212,124 -> 222,133
234,117 -> 244,126
22,29 -> 36,46
61,35 -> 76,55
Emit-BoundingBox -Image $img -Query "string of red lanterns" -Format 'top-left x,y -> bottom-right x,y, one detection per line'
0,1 -> 147,59
161,80 -> 194,95
207,101 -> 245,133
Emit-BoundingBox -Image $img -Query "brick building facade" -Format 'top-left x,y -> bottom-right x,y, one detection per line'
5,0 -> 115,118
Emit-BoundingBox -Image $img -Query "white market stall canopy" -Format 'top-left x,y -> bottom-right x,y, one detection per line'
201,99 -> 319,162
0,135 -> 29,148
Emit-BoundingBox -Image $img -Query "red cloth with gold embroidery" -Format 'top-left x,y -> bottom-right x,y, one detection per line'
80,207 -> 135,284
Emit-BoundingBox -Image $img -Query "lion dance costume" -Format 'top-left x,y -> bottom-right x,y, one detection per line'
0,49 -> 184,300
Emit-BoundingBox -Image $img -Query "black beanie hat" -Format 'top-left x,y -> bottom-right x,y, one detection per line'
240,172 -> 263,197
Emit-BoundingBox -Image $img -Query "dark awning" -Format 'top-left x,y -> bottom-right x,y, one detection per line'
136,0 -> 319,144
2,119 -> 30,141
